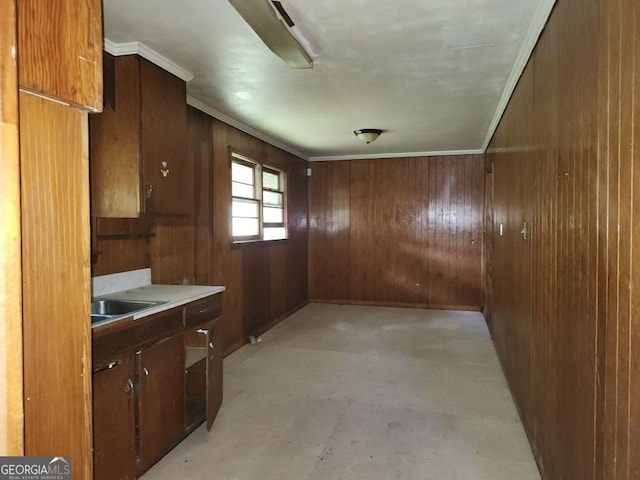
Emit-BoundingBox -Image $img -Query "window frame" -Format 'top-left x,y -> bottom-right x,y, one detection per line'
231,154 -> 261,242
230,151 -> 288,243
261,165 -> 287,240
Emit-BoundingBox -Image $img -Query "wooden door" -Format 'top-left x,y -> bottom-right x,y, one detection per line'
93,356 -> 136,480
140,59 -> 191,215
137,334 -> 185,473
206,320 -> 223,430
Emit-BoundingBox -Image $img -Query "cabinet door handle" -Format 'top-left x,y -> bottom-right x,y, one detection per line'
124,378 -> 134,394
197,328 -> 208,335
143,367 -> 149,377
145,184 -> 153,198
94,360 -> 119,373
209,342 -> 214,349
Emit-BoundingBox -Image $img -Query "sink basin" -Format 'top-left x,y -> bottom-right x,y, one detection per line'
91,313 -> 113,325
91,299 -> 167,316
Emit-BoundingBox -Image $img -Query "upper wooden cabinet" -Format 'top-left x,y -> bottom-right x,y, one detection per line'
90,54 -> 192,217
17,0 -> 103,111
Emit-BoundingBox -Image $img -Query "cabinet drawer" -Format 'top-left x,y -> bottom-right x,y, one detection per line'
184,295 -> 221,327
93,306 -> 183,363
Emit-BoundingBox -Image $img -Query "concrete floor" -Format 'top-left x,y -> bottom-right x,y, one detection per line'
142,303 -> 541,480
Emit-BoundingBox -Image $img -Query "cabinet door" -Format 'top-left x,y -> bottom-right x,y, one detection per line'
89,54 -> 142,218
93,356 -> 137,480
137,334 -> 186,473
207,320 -> 223,430
17,0 -> 103,110
140,59 -> 191,215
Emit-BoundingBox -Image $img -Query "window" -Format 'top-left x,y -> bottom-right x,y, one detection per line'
231,152 -> 287,241
262,167 -> 286,240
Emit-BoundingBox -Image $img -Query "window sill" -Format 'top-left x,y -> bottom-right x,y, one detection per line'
231,238 -> 288,248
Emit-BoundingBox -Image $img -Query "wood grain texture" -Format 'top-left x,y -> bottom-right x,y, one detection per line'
308,161 -> 351,302
140,59 -> 191,216
92,109 -> 309,356
92,217 -> 152,276
20,92 -> 92,478
137,334 -> 186,474
90,54 -> 142,218
93,355 -> 136,480
17,0 -> 102,110
190,107 -> 215,290
0,0 -> 23,456
309,155 -> 484,310
485,0 -> 640,478
211,120 -> 309,355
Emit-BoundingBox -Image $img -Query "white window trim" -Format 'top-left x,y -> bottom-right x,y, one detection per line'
231,152 -> 288,243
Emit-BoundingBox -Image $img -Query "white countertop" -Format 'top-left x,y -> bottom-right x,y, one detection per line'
92,284 -> 225,328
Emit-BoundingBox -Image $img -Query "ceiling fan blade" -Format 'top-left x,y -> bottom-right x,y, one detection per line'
228,0 -> 313,69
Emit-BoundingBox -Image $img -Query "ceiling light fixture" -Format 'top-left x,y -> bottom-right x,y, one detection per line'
354,129 -> 383,144
228,0 -> 313,69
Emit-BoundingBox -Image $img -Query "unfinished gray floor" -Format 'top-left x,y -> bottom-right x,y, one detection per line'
142,303 -> 540,480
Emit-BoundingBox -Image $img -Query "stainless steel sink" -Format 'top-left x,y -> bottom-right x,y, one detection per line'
91,313 -> 113,325
91,299 -> 167,316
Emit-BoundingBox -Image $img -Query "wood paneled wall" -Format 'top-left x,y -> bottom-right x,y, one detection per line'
0,0 -> 23,455
485,0 -> 640,478
309,155 -> 484,310
210,119 -> 309,354
93,107 -> 309,356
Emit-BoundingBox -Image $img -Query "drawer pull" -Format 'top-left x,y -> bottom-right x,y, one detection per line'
196,328 -> 208,335
94,360 -> 119,373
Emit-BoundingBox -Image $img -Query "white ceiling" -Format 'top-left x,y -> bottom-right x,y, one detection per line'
103,0 -> 555,161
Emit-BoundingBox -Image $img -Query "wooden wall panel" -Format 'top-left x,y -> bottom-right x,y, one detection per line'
20,92 -> 93,478
308,161 -> 351,302
151,221 -> 196,285
190,107 -> 215,285
309,155 -> 484,310
0,0 -> 23,455
485,0 -> 640,478
211,120 -> 309,354
92,218 -> 151,276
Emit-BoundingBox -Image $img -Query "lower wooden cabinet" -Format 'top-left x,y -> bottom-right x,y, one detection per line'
92,293 -> 223,479
137,334 -> 186,473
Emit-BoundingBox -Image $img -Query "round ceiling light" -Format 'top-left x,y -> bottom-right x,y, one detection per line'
354,129 -> 383,144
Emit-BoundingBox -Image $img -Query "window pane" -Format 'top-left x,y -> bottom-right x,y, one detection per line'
263,191 -> 283,206
264,227 -> 286,240
232,182 -> 254,199
263,206 -> 283,224
263,170 -> 280,190
232,217 -> 259,237
232,162 -> 254,185
232,199 -> 258,218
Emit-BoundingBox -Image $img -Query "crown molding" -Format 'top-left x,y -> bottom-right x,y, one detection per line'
186,96 -> 310,160
309,149 -> 484,162
103,38 -> 194,82
481,0 -> 556,151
